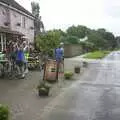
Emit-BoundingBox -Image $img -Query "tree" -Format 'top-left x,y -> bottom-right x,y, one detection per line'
35,30 -> 62,55
87,30 -> 107,50
67,25 -> 89,38
97,29 -> 117,49
31,2 -> 40,18
62,35 -> 79,44
31,1 -> 44,37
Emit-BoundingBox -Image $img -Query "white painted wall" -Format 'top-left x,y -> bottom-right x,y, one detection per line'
10,9 -> 34,43
0,5 -> 34,43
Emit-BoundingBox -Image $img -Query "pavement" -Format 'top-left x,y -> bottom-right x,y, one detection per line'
39,51 -> 120,120
1,51 -> 120,120
0,66 -> 74,120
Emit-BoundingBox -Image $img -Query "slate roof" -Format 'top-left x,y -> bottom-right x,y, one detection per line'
0,0 -> 34,17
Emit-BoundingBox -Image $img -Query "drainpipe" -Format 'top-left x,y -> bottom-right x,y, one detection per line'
1,34 -> 3,52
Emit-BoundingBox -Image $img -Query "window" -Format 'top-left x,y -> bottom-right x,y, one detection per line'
0,33 -> 6,52
21,16 -> 26,28
13,12 -> 17,17
2,8 -> 7,16
2,9 -> 6,15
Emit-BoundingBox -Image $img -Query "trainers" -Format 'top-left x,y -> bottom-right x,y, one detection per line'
24,69 -> 29,74
20,74 -> 25,79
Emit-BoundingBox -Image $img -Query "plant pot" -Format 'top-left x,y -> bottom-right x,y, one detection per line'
65,76 -> 71,80
64,72 -> 73,80
74,67 -> 80,73
38,88 -> 49,96
83,62 -> 88,67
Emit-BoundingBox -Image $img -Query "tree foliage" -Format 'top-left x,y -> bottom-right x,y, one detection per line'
35,25 -> 118,54
67,25 -> 89,38
35,30 -> 62,55
31,2 -> 40,18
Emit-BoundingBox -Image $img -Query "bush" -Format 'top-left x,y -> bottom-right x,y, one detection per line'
37,82 -> 51,90
0,104 -> 9,120
64,72 -> 73,80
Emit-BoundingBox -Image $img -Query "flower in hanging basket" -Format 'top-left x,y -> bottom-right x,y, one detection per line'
16,23 -> 21,26
4,22 -> 10,26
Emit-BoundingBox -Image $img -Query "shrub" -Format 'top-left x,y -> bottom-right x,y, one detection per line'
37,82 -> 51,90
37,82 -> 51,96
0,104 -> 9,120
64,72 -> 73,80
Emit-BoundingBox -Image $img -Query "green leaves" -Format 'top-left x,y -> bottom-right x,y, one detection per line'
35,30 -> 62,55
31,2 -> 40,18
0,104 -> 9,120
35,25 -> 117,53
67,25 -> 88,38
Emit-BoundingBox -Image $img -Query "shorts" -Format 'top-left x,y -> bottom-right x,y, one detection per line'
16,60 -> 24,67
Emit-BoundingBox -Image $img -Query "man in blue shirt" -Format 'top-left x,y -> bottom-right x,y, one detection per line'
55,43 -> 64,73
16,45 -> 25,78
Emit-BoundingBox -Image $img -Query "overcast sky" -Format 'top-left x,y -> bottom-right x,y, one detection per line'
16,0 -> 120,36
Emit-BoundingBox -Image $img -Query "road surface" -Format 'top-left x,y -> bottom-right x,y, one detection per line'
40,51 -> 120,120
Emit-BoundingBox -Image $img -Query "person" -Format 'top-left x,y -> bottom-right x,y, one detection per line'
55,43 -> 64,73
16,44 -> 25,78
23,41 -> 29,74
60,42 -> 64,60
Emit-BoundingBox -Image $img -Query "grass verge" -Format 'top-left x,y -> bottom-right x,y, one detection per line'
84,51 -> 110,59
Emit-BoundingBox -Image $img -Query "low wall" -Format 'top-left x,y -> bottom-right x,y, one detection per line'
64,44 -> 82,58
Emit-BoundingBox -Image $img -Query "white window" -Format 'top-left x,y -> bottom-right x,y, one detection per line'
21,16 -> 26,28
0,33 -> 6,52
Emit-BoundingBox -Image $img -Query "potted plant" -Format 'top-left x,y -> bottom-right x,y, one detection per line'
83,61 -> 88,67
37,82 -> 50,96
64,72 -> 73,80
74,66 -> 80,73
0,104 -> 9,120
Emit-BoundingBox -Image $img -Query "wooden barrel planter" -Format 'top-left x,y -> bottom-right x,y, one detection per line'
74,66 -> 80,74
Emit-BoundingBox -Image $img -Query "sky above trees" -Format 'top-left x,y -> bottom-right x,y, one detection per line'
16,0 -> 120,36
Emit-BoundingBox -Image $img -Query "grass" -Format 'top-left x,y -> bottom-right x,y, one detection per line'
84,51 -> 110,59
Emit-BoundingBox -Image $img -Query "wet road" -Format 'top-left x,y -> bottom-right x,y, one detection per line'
40,51 -> 120,120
